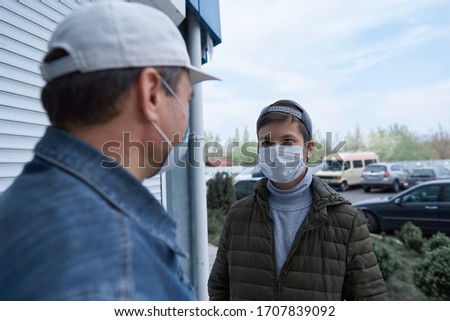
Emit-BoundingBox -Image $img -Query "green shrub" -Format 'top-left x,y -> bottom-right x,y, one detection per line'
372,237 -> 399,280
395,221 -> 424,253
207,208 -> 226,246
206,172 -> 236,246
427,232 -> 450,251
206,172 -> 236,212
413,246 -> 450,300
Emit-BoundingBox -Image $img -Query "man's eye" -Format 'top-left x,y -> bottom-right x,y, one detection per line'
282,140 -> 293,145
260,141 -> 272,147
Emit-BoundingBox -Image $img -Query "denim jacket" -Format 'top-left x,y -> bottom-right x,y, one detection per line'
0,127 -> 194,300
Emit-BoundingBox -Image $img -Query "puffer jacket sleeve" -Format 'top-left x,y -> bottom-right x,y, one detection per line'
208,212 -> 231,300
342,208 -> 389,300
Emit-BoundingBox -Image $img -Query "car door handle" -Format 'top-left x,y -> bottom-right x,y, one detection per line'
425,206 -> 438,210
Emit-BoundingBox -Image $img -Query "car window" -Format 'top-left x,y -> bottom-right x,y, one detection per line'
364,159 -> 376,166
410,169 -> 435,178
353,160 -> 363,168
343,161 -> 350,170
323,160 -> 343,171
442,185 -> 450,202
364,165 -> 386,172
402,185 -> 440,203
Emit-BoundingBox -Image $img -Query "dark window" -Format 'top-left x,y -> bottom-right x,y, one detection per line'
403,185 -> 440,203
365,159 -> 376,166
343,161 -> 350,171
442,185 -> 450,202
410,169 -> 435,178
353,160 -> 363,168
364,165 -> 387,173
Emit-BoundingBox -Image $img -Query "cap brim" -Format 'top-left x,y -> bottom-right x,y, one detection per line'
187,65 -> 220,84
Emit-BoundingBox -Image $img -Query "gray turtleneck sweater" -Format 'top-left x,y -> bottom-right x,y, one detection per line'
267,169 -> 313,277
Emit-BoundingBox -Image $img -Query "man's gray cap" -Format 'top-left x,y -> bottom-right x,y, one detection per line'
40,2 -> 218,84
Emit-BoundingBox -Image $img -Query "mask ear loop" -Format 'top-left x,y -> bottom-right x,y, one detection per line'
160,78 -> 188,116
159,77 -> 190,144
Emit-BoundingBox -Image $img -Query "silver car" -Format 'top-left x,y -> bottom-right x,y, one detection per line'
361,163 -> 408,193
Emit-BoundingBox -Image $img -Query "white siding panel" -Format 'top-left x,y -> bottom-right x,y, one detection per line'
1,6 -> 53,40
0,134 -> 40,150
0,77 -> 40,99
0,21 -> 48,52
1,1 -> 56,30
0,35 -> 45,62
0,177 -> 17,193
0,91 -> 43,113
1,63 -> 44,87
0,149 -> 34,163
0,120 -> 47,137
16,0 -> 66,23
41,0 -> 77,16
0,0 -> 163,201
0,163 -> 25,177
1,49 -> 42,75
0,106 -> 49,126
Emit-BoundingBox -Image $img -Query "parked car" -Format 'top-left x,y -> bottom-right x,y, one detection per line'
405,167 -> 450,187
355,179 -> 450,236
361,163 -> 408,193
234,177 -> 261,200
316,152 -> 379,191
233,167 -> 255,183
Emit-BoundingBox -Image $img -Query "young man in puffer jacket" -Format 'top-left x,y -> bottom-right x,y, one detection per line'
208,99 -> 388,301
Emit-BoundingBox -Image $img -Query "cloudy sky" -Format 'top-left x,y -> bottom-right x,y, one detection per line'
200,0 -> 450,142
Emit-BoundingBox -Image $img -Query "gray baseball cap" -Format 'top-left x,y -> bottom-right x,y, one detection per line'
258,101 -> 313,138
40,2 -> 218,84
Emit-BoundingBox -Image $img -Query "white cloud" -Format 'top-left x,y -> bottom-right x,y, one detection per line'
201,0 -> 450,142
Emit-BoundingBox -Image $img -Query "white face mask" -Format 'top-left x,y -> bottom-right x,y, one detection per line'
258,145 -> 305,183
152,78 -> 189,174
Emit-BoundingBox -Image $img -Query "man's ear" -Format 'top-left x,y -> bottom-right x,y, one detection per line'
305,140 -> 315,159
136,67 -> 163,123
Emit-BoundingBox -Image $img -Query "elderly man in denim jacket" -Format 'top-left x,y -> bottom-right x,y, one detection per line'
0,2 -> 216,300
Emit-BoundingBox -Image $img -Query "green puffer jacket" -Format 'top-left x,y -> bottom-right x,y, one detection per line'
208,176 -> 388,301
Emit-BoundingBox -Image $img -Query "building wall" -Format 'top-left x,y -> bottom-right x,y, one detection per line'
0,0 -> 162,199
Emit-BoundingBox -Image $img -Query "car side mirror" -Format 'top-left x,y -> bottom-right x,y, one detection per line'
394,198 -> 402,206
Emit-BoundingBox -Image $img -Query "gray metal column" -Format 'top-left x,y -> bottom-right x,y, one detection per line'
186,9 -> 210,301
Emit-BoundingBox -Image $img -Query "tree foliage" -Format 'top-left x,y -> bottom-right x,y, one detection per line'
367,124 -> 432,161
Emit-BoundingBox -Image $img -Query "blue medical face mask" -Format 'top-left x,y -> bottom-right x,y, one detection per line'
258,145 -> 305,183
152,78 -> 190,174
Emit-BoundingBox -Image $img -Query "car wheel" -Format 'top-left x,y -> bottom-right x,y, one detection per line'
363,186 -> 371,193
339,181 -> 349,191
363,211 -> 379,233
391,180 -> 400,193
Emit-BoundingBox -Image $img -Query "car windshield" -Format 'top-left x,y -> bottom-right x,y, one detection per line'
322,160 -> 343,171
364,165 -> 386,172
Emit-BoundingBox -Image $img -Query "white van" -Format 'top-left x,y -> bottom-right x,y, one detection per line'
315,152 -> 379,191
